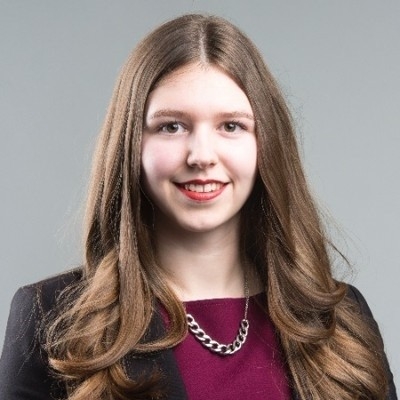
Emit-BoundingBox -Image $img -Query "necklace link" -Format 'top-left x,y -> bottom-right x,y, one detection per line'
186,314 -> 249,355
185,276 -> 250,356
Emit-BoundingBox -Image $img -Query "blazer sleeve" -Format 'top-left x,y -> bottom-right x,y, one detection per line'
0,285 -> 63,399
348,285 -> 398,400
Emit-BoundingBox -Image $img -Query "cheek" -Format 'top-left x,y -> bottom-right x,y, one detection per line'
228,139 -> 258,181
141,139 -> 184,182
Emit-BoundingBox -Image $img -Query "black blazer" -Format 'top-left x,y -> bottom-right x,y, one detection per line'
0,269 -> 397,399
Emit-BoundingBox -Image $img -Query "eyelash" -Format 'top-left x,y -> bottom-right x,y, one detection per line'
154,120 -> 248,134
223,120 -> 247,132
156,121 -> 185,134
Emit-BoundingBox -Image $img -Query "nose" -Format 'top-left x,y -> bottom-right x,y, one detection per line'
186,130 -> 218,169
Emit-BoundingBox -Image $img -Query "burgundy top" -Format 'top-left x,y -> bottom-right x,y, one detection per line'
173,294 -> 291,399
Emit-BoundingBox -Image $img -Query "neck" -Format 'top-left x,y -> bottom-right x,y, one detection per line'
154,223 -> 246,301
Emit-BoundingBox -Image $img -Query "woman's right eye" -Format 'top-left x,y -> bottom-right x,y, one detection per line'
158,122 -> 183,134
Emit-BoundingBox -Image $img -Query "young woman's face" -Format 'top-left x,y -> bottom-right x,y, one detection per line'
141,64 -> 257,235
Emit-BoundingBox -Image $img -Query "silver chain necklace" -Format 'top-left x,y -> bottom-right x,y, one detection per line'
186,278 -> 250,356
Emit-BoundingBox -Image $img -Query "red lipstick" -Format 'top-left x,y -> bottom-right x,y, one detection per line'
175,180 -> 227,201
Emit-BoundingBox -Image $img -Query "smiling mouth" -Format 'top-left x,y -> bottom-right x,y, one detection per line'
183,182 -> 224,193
175,181 -> 227,201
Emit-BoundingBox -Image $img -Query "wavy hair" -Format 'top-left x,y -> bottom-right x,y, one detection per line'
45,14 -> 389,399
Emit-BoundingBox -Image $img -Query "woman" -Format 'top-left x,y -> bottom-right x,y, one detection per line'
0,13 -> 396,400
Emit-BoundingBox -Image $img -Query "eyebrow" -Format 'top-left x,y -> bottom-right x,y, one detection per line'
148,109 -> 254,121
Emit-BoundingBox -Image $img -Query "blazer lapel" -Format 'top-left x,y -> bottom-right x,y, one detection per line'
123,311 -> 188,400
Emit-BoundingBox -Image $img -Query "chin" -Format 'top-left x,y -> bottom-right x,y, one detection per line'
175,215 -> 239,235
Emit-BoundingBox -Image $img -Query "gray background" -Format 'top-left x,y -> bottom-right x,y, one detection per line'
1,0 -> 399,387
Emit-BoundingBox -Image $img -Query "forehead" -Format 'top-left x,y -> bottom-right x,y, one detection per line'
145,64 -> 253,117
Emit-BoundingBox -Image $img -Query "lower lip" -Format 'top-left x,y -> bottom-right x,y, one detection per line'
176,184 -> 226,201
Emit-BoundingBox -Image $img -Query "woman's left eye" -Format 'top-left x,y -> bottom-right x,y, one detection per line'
222,121 -> 246,133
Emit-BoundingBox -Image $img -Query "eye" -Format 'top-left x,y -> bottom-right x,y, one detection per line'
222,121 -> 246,133
158,122 -> 183,134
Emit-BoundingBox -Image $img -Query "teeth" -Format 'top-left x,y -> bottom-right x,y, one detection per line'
183,183 -> 222,193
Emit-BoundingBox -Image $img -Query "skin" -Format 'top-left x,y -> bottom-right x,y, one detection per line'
141,64 -> 258,300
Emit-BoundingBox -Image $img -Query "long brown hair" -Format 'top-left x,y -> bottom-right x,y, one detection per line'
46,14 -> 389,399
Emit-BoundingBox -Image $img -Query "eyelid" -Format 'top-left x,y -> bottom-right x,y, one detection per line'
156,120 -> 187,134
232,120 -> 247,129
221,120 -> 248,132
145,118 -> 253,133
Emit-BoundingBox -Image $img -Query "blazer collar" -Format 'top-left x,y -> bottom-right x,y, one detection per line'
123,311 -> 188,399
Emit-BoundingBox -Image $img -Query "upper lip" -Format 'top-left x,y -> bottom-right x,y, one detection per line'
175,179 -> 227,185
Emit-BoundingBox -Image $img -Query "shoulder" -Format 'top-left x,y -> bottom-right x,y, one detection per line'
4,267 -> 84,348
343,283 -> 383,339
15,267 -> 84,314
0,268 -> 82,398
345,284 -> 375,318
22,266 -> 84,293
3,267 -> 84,355
344,284 -> 398,400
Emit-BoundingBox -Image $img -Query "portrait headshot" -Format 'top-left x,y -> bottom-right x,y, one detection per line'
0,1 -> 398,399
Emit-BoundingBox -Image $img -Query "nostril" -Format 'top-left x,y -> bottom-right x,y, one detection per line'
186,150 -> 218,169
187,157 -> 217,169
